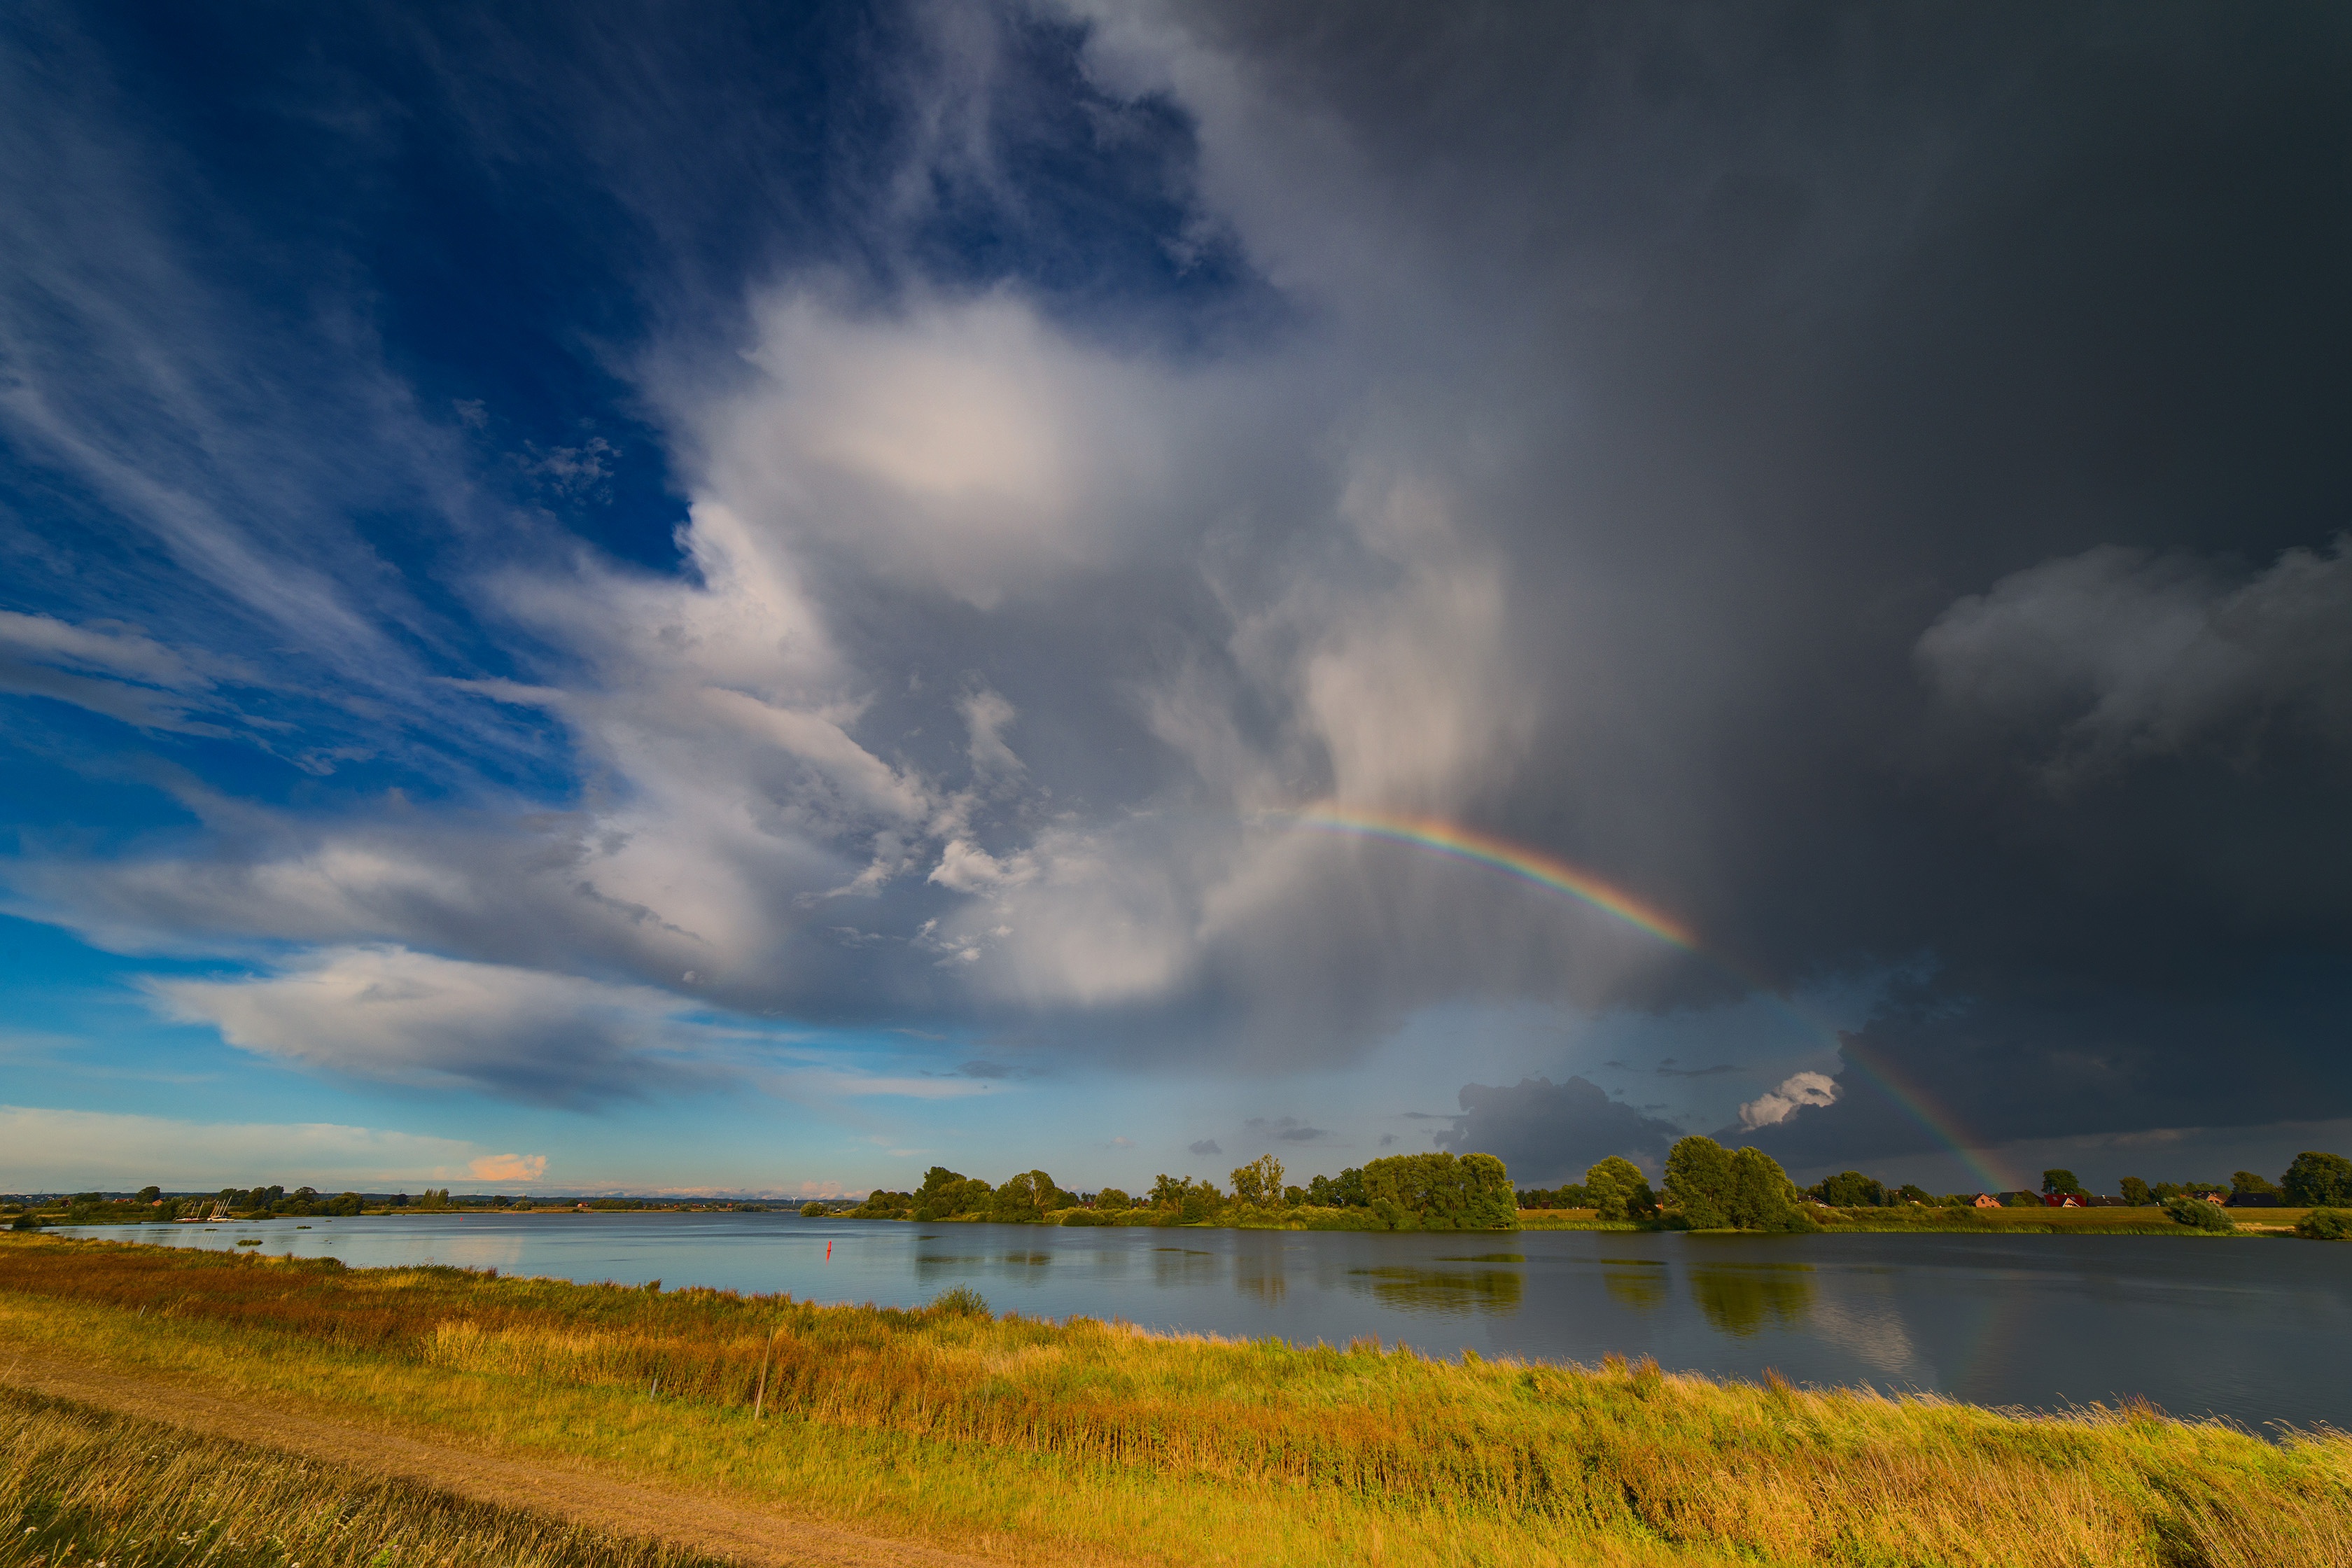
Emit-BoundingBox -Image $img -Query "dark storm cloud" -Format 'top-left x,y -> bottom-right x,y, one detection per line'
2,0 -> 2346,1159
1187,1139 -> 1222,1157
1435,1077 -> 1684,1186
1096,0 -> 2352,1152
1245,1116 -> 1329,1143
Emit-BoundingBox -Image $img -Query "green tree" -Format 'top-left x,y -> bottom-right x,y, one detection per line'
1728,1147 -> 1816,1232
1357,1152 -> 1516,1231
1229,1154 -> 1285,1207
1585,1157 -> 1653,1222
1093,1187 -> 1131,1212
2119,1177 -> 2152,1205
2230,1170 -> 2281,1197
913,1167 -> 993,1219
1811,1170 -> 1889,1208
1147,1173 -> 1223,1221
2295,1208 -> 2348,1241
2281,1152 -> 2352,1208
1665,1137 -> 1734,1228
989,1170 -> 1070,1222
136,1186 -> 160,1203
1306,1170 -> 1369,1208
2164,1194 -> 2234,1232
1896,1184 -> 1934,1205
2040,1169 -> 2085,1197
1665,1137 -> 1814,1231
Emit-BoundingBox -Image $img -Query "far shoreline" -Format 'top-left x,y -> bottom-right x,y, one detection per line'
30,1201 -> 2330,1238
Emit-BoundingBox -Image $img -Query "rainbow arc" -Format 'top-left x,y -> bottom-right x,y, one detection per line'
1289,801 -> 2014,1192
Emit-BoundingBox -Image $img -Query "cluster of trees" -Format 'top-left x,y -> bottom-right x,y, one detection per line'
2087,1159 -> 2352,1208
1521,1142 -> 1812,1231
2274,1153 -> 2352,1207
854,1151 -> 1518,1231
1805,1172 -> 1938,1208
12,1186 -> 368,1224
1764,1152 -> 2352,1212
1662,1138 -> 1818,1233
855,1167 -> 1081,1223
1517,1157 -> 1658,1220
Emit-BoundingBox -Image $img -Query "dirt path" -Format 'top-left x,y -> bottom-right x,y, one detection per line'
1,1348 -> 993,1568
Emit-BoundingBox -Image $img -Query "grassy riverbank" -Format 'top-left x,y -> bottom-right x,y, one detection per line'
0,1387 -> 722,1568
3,1234 -> 2347,1567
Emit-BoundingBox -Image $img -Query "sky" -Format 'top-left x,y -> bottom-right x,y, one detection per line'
3,2 -> 2348,1198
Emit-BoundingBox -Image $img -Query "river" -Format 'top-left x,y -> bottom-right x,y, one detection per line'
51,1213 -> 2351,1432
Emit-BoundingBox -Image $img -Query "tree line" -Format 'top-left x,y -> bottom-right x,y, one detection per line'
853,1151 -> 1520,1231
850,1141 -> 1826,1233
1773,1151 -> 2352,1211
844,1138 -> 2352,1237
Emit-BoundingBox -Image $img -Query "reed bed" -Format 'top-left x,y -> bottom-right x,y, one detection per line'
2,1235 -> 2347,1567
0,1386 -> 724,1568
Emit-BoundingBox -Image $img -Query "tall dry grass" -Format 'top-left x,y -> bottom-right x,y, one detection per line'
2,1235 -> 2346,1567
0,1386 -> 723,1568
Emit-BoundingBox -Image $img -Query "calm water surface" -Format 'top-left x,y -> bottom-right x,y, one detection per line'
59,1214 -> 2351,1432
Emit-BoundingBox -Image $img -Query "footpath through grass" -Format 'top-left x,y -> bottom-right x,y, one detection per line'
1,1234 -> 2346,1568
0,1386 -> 724,1568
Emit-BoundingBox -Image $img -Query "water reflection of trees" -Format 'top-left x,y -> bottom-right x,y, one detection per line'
1688,1265 -> 1814,1336
1152,1246 -> 1217,1288
1346,1266 -> 1522,1316
1602,1266 -> 1667,1312
914,1250 -> 1051,1284
1236,1256 -> 1288,1305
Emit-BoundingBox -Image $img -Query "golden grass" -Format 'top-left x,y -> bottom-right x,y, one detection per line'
0,1386 -> 723,1568
2,1234 -> 2347,1567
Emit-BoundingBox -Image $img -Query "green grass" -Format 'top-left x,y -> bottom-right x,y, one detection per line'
2,1233 -> 2347,1567
0,1387 -> 724,1568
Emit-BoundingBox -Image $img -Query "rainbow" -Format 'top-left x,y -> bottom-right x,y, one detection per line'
1289,802 -> 2016,1194
1296,804 -> 1699,951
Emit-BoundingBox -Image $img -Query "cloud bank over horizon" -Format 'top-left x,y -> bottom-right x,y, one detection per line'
1,1 -> 2346,1191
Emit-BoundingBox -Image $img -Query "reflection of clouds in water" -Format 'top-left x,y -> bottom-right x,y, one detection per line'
1347,1266 -> 1522,1317
1806,1282 -> 1929,1379
1689,1266 -> 1814,1338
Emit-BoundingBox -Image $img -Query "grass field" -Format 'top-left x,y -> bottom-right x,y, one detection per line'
2,1233 -> 2346,1567
0,1385 -> 727,1568
1809,1204 -> 2303,1234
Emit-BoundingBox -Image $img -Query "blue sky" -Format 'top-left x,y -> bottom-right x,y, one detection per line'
5,3 -> 2348,1197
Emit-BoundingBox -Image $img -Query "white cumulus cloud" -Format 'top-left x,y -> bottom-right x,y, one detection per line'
1737,1071 -> 1840,1130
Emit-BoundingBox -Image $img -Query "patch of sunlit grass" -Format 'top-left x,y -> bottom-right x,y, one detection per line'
0,1386 -> 723,1568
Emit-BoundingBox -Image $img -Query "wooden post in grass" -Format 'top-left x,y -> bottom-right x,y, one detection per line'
753,1327 -> 776,1420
